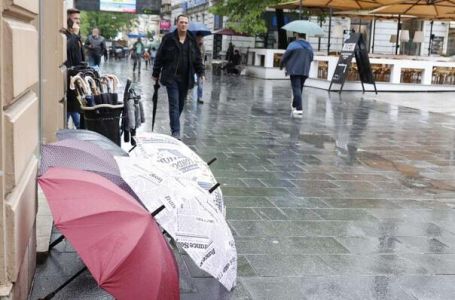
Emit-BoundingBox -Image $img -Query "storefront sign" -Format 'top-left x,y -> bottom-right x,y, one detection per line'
184,0 -> 208,10
160,20 -> 171,30
100,0 -> 136,13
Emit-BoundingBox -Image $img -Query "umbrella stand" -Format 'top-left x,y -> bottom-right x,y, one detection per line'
327,8 -> 333,55
371,17 -> 376,54
395,15 -> 401,55
38,267 -> 88,300
428,20 -> 434,56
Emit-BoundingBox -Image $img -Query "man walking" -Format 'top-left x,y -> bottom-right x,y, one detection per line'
280,33 -> 314,118
132,38 -> 145,73
152,15 -> 205,140
84,27 -> 106,68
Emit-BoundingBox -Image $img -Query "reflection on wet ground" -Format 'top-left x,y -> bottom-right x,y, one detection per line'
31,60 -> 455,299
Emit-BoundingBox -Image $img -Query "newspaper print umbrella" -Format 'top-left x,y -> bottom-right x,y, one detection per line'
115,157 -> 237,291
38,168 -> 179,300
130,132 -> 225,216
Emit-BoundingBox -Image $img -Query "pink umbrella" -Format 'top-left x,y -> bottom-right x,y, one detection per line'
38,168 -> 179,300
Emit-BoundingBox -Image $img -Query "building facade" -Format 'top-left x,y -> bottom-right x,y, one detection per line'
0,0 -> 66,299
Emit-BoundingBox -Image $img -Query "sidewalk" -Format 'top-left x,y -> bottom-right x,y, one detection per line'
30,60 -> 455,299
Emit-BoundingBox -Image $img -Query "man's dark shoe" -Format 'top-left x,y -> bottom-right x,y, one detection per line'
197,99 -> 204,104
171,132 -> 181,140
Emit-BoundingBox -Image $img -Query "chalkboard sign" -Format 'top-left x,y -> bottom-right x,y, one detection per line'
329,33 -> 377,94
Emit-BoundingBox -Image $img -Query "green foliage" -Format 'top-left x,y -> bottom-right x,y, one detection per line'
210,0 -> 283,35
210,0 -> 328,36
80,11 -> 138,40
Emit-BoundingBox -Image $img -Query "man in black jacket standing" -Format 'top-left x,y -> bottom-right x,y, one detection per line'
153,15 -> 205,140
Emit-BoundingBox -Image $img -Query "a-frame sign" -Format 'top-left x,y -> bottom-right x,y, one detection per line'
329,33 -> 378,94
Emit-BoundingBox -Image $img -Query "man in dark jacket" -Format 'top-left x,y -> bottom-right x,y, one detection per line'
153,15 -> 205,140
63,13 -> 85,128
84,27 -> 106,68
280,33 -> 314,118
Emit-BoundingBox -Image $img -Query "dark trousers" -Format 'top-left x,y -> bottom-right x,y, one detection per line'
290,75 -> 308,111
88,55 -> 102,67
166,80 -> 189,135
133,56 -> 142,72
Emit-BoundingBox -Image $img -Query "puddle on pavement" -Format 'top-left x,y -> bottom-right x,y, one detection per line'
356,151 -> 455,193
301,134 -> 335,149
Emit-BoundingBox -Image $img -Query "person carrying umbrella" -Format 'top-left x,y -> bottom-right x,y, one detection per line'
280,32 -> 314,118
131,38 -> 145,73
152,15 -> 205,140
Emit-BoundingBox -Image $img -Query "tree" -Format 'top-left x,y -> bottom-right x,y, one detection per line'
80,11 -> 138,40
210,0 -> 282,36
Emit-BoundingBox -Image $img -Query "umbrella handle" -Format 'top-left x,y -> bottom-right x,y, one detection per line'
85,76 -> 100,95
106,74 -> 120,91
69,75 -> 88,95
80,103 -> 124,110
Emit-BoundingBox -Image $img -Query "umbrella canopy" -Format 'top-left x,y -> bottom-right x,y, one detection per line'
171,22 -> 212,36
130,132 -> 225,215
152,82 -> 160,131
189,22 -> 212,36
371,1 -> 455,17
40,138 -> 140,201
38,168 -> 180,300
56,129 -> 129,157
273,0 -> 391,10
115,157 -> 237,291
282,20 -> 325,36
39,139 -> 120,176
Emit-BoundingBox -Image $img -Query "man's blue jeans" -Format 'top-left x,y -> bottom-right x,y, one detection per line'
166,80 -> 188,135
290,75 -> 308,111
67,112 -> 81,129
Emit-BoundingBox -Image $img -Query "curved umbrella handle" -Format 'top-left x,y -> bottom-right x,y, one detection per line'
69,75 -> 88,95
106,74 -> 120,91
85,76 -> 100,96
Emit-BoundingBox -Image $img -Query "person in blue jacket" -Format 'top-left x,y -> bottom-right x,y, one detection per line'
280,33 -> 314,118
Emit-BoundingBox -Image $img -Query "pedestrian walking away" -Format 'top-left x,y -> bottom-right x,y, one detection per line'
280,32 -> 314,118
132,38 -> 145,73
144,48 -> 151,70
84,27 -> 106,68
152,14 -> 205,140
63,11 -> 85,129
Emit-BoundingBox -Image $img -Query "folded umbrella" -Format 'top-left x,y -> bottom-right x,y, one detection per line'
152,81 -> 160,131
115,157 -> 237,291
38,168 -> 180,300
56,129 -> 129,157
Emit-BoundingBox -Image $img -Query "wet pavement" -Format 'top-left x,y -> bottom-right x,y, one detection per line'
30,60 -> 455,299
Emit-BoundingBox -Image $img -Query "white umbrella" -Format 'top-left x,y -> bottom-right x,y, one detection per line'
129,132 -> 225,216
115,157 -> 237,291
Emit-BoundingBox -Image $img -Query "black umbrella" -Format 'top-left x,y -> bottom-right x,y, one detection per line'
152,81 -> 160,131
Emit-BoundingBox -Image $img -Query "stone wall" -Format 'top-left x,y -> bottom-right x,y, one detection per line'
0,0 -> 65,298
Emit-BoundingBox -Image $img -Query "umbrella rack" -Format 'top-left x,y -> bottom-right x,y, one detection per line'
70,72 -> 145,148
